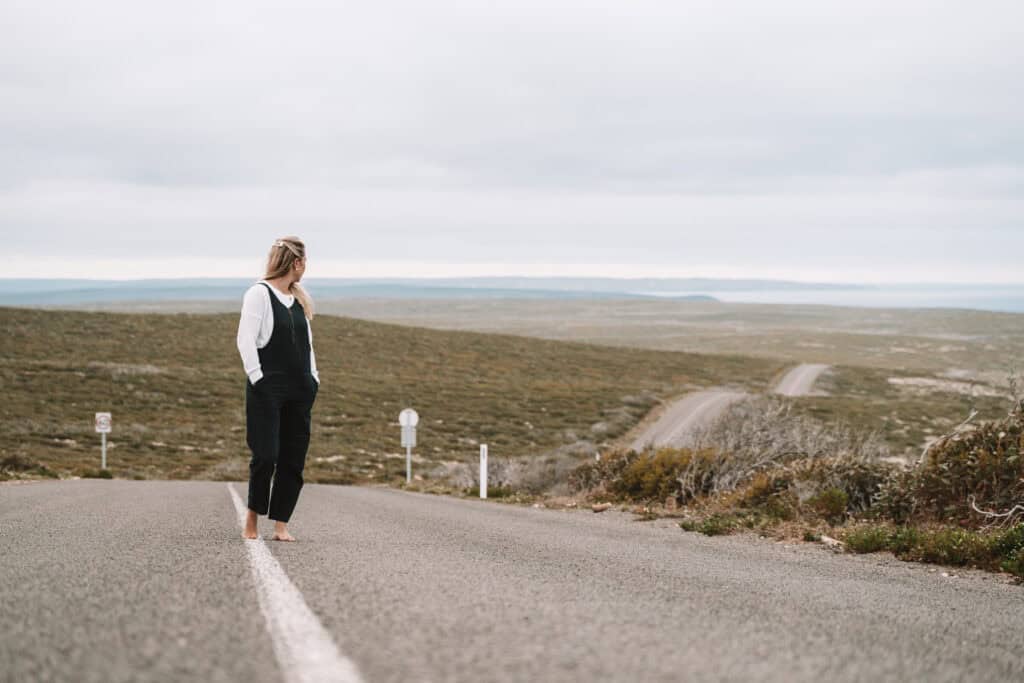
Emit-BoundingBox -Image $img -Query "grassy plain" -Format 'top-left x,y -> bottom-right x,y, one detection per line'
51,297 -> 1024,459
1,306 -> 781,483
80,296 -> 1022,377
303,298 -> 1023,375
306,299 -> 1023,456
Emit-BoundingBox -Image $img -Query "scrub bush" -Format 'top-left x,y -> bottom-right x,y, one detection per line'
0,454 -> 58,480
808,488 -> 849,524
683,396 -> 890,497
568,447 -> 715,503
907,403 -> 1024,526
1002,549 -> 1024,578
612,448 -> 696,502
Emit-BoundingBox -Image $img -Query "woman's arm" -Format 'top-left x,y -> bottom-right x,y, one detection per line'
307,318 -> 320,385
237,285 -> 269,384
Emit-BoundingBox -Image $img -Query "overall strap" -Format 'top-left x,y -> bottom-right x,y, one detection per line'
259,281 -> 294,307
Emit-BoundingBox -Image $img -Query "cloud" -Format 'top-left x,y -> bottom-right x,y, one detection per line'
1,0 -> 1022,280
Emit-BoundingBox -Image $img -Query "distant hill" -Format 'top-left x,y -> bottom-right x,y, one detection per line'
3,277 -> 1021,312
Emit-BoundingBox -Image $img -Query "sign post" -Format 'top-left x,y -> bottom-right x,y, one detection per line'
480,444 -> 488,499
399,408 -> 419,484
95,412 -> 112,470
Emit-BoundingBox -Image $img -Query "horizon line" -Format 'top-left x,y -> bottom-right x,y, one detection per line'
3,275 -> 1024,288
6,256 -> 1024,286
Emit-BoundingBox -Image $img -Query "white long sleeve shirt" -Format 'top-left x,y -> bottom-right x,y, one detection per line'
236,281 -> 319,385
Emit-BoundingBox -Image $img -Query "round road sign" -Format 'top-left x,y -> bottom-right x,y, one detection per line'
399,408 -> 419,427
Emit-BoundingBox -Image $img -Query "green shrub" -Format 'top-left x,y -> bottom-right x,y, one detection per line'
1002,549 -> 1024,578
762,492 -> 799,521
808,487 -> 849,524
736,471 -> 793,508
697,514 -> 739,536
989,523 -> 1024,557
844,526 -> 892,554
569,447 -> 713,503
568,450 -> 640,494
82,468 -> 113,479
792,457 -> 892,514
612,449 -> 696,502
842,522 -> 1024,577
873,469 -> 918,524
906,528 -> 987,566
463,484 -> 515,498
887,526 -> 921,555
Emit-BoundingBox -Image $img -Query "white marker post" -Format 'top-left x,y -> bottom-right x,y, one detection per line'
479,444 -> 488,499
95,412 -> 112,470
399,408 -> 419,484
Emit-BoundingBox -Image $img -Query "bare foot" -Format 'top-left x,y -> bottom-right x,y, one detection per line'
243,509 -> 259,540
272,522 -> 296,542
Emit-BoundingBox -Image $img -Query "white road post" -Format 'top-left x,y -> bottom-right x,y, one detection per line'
480,444 -> 488,499
95,412 -> 112,470
399,408 -> 419,485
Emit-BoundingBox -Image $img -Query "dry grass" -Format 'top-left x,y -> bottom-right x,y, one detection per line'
0,306 -> 780,483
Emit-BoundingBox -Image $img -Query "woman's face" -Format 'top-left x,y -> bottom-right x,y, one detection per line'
293,256 -> 306,282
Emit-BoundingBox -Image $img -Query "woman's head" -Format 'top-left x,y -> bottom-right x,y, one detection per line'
265,236 -> 306,281
264,236 -> 314,320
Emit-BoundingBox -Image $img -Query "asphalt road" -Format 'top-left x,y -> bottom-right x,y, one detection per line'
773,363 -> 831,397
629,390 -> 748,450
2,480 -> 1022,682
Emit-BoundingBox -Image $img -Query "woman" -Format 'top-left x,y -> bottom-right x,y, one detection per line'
236,236 -> 320,541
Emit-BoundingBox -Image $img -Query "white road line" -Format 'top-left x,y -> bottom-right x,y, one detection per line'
227,484 -> 364,683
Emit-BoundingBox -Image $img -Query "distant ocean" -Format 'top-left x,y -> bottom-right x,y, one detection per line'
2,279 -> 1023,314
637,286 -> 1024,313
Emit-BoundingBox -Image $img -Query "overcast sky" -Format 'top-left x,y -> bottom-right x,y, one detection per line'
2,1 -> 1021,282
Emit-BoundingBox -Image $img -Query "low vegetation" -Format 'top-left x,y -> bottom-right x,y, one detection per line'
0,306 -> 779,484
569,396 -> 1024,579
0,454 -> 58,481
843,523 -> 1024,577
793,364 -> 1008,458
570,397 -> 890,505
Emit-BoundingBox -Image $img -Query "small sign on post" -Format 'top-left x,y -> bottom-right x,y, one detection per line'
95,412 -> 112,470
480,444 -> 488,499
399,408 -> 419,484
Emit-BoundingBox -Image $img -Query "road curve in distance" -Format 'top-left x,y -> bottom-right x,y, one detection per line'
630,389 -> 748,451
772,363 -> 830,397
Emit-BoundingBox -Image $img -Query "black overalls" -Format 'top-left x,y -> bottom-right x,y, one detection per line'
246,283 -> 318,522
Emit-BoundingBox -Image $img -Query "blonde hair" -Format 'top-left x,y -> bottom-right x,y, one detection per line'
264,236 -> 314,320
